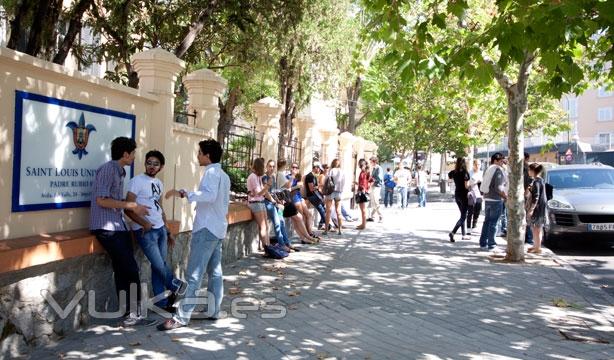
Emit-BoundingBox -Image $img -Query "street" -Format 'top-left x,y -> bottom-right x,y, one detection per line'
552,238 -> 614,298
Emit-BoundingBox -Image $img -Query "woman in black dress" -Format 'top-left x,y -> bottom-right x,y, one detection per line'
526,163 -> 547,254
448,157 -> 470,242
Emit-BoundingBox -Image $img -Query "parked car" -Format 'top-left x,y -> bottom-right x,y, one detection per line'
544,164 -> 614,247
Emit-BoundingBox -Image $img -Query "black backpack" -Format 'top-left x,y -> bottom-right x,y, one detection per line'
322,175 -> 335,195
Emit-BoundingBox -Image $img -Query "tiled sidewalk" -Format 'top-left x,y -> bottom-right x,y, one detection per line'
31,199 -> 614,359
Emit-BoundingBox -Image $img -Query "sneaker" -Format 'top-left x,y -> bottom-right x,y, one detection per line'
157,318 -> 185,331
479,246 -> 489,251
173,279 -> 188,297
121,313 -> 157,327
448,233 -> 455,243
378,217 -> 383,223
488,245 -> 497,250
366,218 -> 374,222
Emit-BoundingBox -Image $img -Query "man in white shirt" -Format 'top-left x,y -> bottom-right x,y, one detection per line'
125,150 -> 187,315
158,139 -> 231,331
394,162 -> 411,209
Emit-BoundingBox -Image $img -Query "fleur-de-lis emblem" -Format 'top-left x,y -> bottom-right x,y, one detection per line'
66,113 -> 96,159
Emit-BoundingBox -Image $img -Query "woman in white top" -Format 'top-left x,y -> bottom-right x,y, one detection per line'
247,158 -> 271,249
324,159 -> 345,235
467,159 -> 483,231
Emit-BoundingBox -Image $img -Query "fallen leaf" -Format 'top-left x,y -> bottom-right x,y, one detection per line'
288,304 -> 299,310
229,287 -> 242,295
171,337 -> 181,342
258,334 -> 266,339
239,270 -> 248,276
553,298 -> 569,308
129,341 -> 141,346
601,284 -> 609,288
287,290 -> 301,297
272,287 -> 279,290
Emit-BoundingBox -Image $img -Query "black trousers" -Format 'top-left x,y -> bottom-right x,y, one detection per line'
93,230 -> 141,314
467,198 -> 483,228
452,196 -> 469,235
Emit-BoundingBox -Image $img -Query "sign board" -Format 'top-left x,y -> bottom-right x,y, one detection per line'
12,90 -> 135,212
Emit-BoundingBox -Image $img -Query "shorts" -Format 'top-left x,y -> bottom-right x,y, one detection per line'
248,201 -> 266,213
283,203 -> 298,217
326,191 -> 342,201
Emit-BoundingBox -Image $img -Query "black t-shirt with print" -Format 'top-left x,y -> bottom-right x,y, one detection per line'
448,169 -> 470,198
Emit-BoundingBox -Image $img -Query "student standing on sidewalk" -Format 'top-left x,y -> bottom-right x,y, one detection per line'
247,158 -> 271,249
383,167 -> 396,208
416,164 -> 428,208
478,153 -> 507,250
448,158 -> 470,242
394,162 -> 411,209
466,159 -> 483,232
158,139 -> 230,330
526,163 -> 547,254
523,152 -> 534,245
368,156 -> 384,222
125,150 -> 186,314
90,137 -> 152,327
355,159 -> 371,230
325,159 -> 345,235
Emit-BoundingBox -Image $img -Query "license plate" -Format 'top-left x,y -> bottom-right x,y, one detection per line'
588,223 -> 614,231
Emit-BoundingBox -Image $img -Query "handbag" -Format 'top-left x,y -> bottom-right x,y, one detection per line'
413,187 -> 420,195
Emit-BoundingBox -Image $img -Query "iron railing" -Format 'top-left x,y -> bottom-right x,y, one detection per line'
280,137 -> 302,166
221,124 -> 262,194
174,110 -> 197,125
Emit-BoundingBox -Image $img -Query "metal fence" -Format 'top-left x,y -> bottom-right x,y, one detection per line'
280,137 -> 302,166
221,124 -> 262,194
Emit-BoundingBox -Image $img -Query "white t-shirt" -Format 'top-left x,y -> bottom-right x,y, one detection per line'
417,170 -> 428,187
394,168 -> 411,187
127,174 -> 165,230
328,168 -> 345,192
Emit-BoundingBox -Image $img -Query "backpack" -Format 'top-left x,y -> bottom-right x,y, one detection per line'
264,244 -> 289,259
322,175 -> 335,195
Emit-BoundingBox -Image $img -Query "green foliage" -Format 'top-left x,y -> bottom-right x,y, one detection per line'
222,135 -> 257,193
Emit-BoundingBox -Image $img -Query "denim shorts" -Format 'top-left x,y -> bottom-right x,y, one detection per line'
326,191 -> 342,201
248,201 -> 266,213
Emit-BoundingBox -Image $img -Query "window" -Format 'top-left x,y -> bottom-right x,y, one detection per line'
563,97 -> 578,118
598,107 -> 613,122
598,133 -> 611,147
598,86 -> 613,97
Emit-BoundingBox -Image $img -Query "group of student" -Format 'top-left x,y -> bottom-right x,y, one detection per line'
447,152 -> 548,253
90,136 -> 231,331
246,158 -> 358,255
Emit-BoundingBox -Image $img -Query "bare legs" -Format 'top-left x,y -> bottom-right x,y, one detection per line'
357,202 -> 366,229
294,200 -> 313,234
325,199 -> 343,234
287,213 -> 318,243
252,210 -> 269,248
528,224 -> 543,254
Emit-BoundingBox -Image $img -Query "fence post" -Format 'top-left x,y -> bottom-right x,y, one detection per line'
339,132 -> 356,198
183,69 -> 227,139
296,115 -> 317,174
132,48 -> 185,186
253,97 -> 282,163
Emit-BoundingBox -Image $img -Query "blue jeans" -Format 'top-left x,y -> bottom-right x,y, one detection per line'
418,186 -> 427,207
384,187 -> 394,207
525,226 -> 533,244
264,200 -> 291,246
498,205 -> 508,234
479,201 -> 504,248
136,227 -> 181,307
398,187 -> 408,208
175,228 -> 224,325
308,195 -> 326,225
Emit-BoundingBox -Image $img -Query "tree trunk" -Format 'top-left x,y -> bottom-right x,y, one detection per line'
7,0 -> 33,52
277,55 -> 296,161
345,76 -> 362,132
25,0 -> 61,58
53,0 -> 93,65
504,54 -> 534,262
217,86 -> 241,146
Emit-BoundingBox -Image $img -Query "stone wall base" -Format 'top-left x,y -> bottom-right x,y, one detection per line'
0,221 -> 258,358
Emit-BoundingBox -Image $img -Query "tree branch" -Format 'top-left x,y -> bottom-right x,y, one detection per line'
482,54 -> 513,91
517,51 -> 536,92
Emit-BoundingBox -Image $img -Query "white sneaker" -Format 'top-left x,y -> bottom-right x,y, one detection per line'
121,313 -> 157,327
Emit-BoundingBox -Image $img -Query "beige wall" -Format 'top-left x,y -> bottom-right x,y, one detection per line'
569,88 -> 614,147
0,47 -> 160,240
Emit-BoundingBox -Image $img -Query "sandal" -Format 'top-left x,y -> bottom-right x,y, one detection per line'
356,225 -> 366,230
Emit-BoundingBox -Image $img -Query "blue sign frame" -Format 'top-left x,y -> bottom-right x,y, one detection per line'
12,90 -> 136,212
